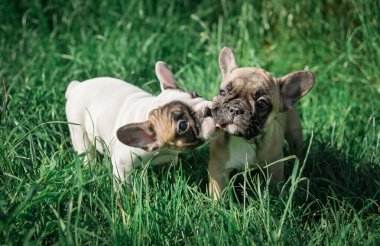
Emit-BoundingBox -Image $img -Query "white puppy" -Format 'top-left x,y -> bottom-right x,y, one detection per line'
65,62 -> 215,183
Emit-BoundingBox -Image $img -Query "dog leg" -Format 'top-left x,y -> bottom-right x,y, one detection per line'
112,155 -> 133,192
285,108 -> 303,160
268,162 -> 284,186
256,124 -> 285,190
208,132 -> 232,200
208,160 -> 232,200
68,124 -> 95,164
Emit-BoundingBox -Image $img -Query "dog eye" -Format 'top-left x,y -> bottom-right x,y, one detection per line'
190,91 -> 199,98
178,120 -> 189,133
219,89 -> 226,96
257,99 -> 269,110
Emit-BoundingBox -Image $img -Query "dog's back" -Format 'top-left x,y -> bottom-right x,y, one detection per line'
65,77 -> 152,156
65,80 -> 80,99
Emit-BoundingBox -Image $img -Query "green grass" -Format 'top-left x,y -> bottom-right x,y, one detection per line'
1,0 -> 380,244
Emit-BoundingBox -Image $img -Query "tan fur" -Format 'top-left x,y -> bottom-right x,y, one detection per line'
148,101 -> 203,150
148,107 -> 176,147
209,47 -> 315,200
208,131 -> 232,197
208,111 -> 287,199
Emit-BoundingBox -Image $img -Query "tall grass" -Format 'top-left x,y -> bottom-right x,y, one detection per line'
1,0 -> 379,244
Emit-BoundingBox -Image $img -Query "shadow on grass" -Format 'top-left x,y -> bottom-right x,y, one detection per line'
298,142 -> 380,210
167,140 -> 380,214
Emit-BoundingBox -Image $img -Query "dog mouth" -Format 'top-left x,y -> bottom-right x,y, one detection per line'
211,103 -> 263,139
213,113 -> 261,140
165,138 -> 205,153
217,122 -> 259,139
181,139 -> 206,150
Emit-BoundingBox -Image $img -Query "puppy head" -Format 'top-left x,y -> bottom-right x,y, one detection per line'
212,47 -> 315,140
117,101 -> 214,151
116,62 -> 216,151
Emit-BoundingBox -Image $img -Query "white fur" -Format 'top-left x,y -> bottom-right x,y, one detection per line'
65,77 -> 214,182
224,136 -> 257,169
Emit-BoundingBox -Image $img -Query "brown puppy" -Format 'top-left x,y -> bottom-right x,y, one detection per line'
208,47 -> 315,199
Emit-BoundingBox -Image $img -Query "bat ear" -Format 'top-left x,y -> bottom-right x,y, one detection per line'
219,47 -> 237,80
116,121 -> 159,152
278,71 -> 315,111
155,61 -> 178,91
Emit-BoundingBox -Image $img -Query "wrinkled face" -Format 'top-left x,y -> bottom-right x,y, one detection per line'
116,61 -> 216,152
150,98 -> 215,150
212,68 -> 280,140
116,90 -> 215,152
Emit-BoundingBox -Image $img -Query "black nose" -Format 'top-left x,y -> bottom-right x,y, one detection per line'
229,106 -> 243,117
202,107 -> 212,118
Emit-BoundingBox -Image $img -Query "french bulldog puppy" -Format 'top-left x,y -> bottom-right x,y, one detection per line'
209,47 -> 315,199
65,62 -> 215,184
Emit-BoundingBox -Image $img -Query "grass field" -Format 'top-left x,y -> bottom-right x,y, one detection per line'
1,0 -> 380,244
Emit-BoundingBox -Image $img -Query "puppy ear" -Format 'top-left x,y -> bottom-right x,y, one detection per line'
219,47 -> 237,79
116,121 -> 159,152
155,61 -> 178,91
279,71 -> 315,111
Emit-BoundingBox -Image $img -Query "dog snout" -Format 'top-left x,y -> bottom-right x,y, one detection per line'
228,106 -> 243,117
202,106 -> 212,118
